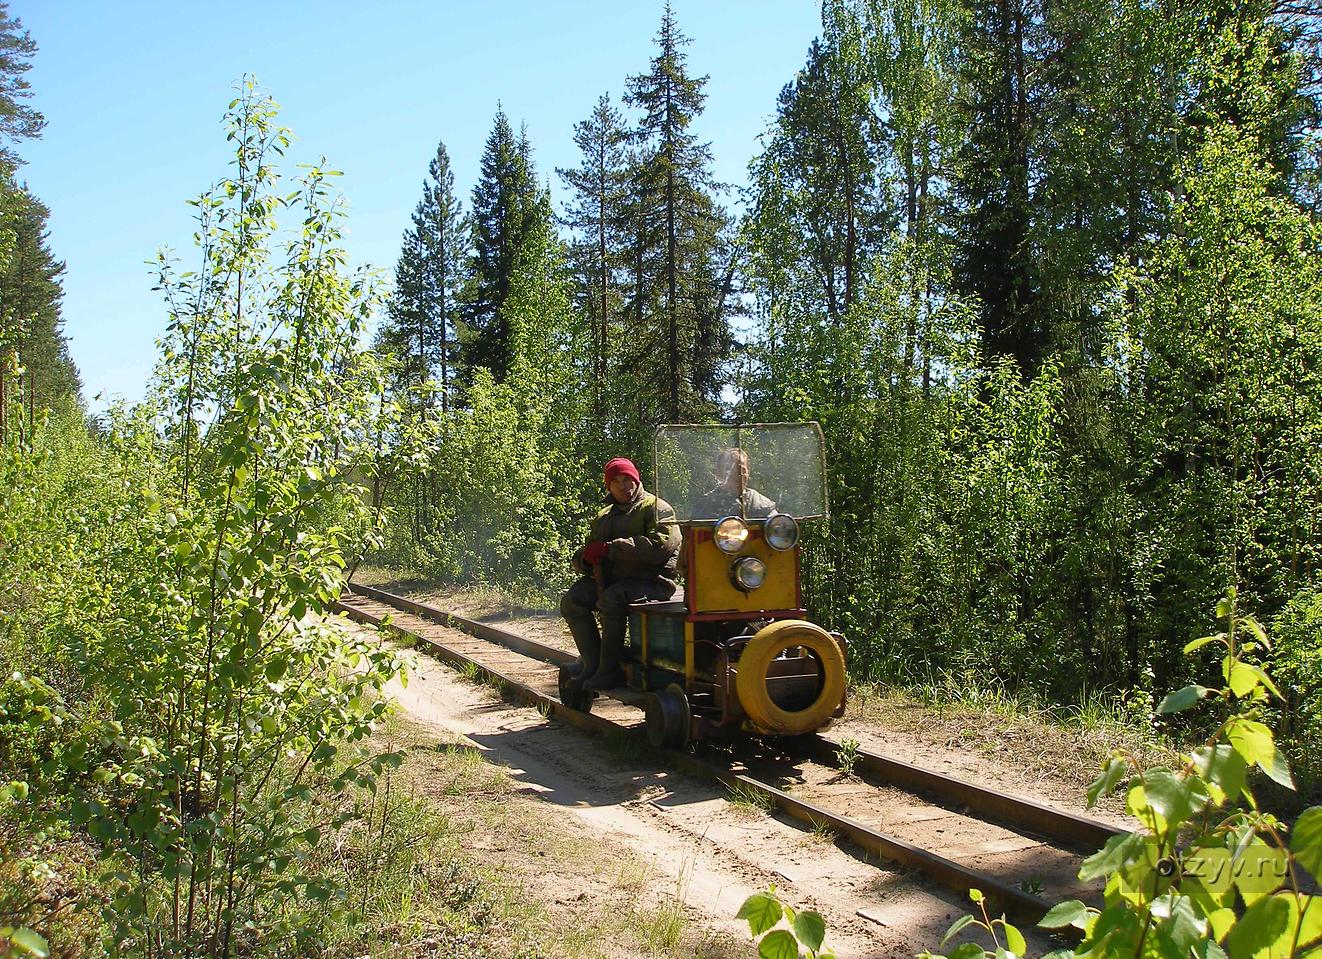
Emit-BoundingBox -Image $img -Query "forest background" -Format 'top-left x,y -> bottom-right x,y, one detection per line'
2,0 -> 1322,953
5,0 -> 1322,775
363,0 -> 1322,777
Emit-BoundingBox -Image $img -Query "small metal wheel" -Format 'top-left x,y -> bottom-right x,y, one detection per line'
645,683 -> 691,749
558,663 -> 594,713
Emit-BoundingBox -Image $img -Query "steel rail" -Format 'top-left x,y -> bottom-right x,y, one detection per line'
345,582 -> 1123,849
333,583 -> 1110,924
794,737 -> 1126,852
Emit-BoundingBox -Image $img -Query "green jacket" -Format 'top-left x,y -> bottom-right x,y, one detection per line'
576,487 -> 681,583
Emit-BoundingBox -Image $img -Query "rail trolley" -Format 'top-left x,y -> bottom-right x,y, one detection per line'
558,423 -> 847,748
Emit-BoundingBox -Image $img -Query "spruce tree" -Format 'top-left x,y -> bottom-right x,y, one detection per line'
1,186 -> 80,437
557,93 -> 630,430
0,1 -> 43,169
461,107 -> 544,382
951,0 -> 1047,376
380,139 -> 465,413
0,1 -> 56,438
624,3 -> 733,423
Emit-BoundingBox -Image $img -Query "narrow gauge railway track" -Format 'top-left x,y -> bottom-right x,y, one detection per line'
334,582 -> 1127,925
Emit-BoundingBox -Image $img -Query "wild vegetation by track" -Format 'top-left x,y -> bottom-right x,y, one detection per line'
4,0 -> 1322,954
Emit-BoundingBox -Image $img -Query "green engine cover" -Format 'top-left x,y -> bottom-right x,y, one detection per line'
629,611 -> 685,663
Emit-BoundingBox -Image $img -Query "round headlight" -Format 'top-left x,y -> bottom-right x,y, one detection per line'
732,556 -> 767,591
765,513 -> 799,551
714,516 -> 749,554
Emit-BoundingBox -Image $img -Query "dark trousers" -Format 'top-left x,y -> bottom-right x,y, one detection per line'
560,575 -> 677,628
559,576 -> 677,673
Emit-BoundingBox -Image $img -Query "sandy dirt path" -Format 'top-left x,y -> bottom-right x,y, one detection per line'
337,615 -> 1067,959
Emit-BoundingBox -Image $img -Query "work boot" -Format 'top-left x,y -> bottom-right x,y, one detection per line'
564,615 -> 601,689
583,615 -> 627,690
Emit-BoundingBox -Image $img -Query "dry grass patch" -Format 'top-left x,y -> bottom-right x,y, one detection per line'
362,717 -> 742,959
842,680 -> 1173,817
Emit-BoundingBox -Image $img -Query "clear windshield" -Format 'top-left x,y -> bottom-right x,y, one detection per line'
654,423 -> 828,523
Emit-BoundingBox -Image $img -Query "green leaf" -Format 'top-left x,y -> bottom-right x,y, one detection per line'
1232,845 -> 1288,903
1143,769 -> 1205,830
1087,756 -> 1130,807
1295,894 -> 1322,949
1153,893 -> 1208,954
1292,807 -> 1322,881
1192,745 -> 1248,806
1159,685 -> 1212,714
738,892 -> 784,937
758,929 -> 798,959
1227,718 -> 1294,787
969,889 -> 985,904
1226,662 -> 1259,699
1261,748 -> 1297,791
1080,832 -> 1147,882
7,929 -> 49,958
1191,940 -> 1229,959
1184,634 -> 1225,654
1038,900 -> 1090,930
1224,893 -> 1290,958
948,943 -> 985,959
1207,906 -> 1238,942
1249,665 -> 1283,701
1086,904 -> 1144,949
792,910 -> 825,952
1003,922 -> 1026,955
1227,718 -> 1274,765
943,914 -> 978,945
1240,616 -> 1268,647
1186,847 -> 1236,899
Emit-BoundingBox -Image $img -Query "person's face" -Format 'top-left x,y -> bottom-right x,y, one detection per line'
722,458 -> 749,492
608,473 -> 639,503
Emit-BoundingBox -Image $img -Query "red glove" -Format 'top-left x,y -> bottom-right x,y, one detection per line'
582,541 -> 609,565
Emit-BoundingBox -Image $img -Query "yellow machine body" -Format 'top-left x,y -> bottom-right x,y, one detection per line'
560,422 -> 847,748
685,527 -> 800,615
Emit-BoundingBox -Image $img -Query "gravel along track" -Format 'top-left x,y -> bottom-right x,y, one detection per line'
334,587 -> 1117,956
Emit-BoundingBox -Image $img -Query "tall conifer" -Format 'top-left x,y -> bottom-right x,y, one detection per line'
462,107 -> 544,382
624,3 -> 733,423
951,0 -> 1046,375
0,1 -> 44,168
0,11 -> 73,438
558,93 -> 630,430
380,140 -> 465,413
1,186 -> 80,435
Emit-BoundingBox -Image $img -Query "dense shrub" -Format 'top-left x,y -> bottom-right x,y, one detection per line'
0,86 -> 416,957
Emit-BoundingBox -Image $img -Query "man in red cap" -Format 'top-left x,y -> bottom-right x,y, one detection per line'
560,456 -> 681,690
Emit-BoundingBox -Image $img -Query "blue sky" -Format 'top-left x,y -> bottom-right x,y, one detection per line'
15,1 -> 824,409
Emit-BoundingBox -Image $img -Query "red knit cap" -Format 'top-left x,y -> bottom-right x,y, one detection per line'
604,457 -> 640,486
